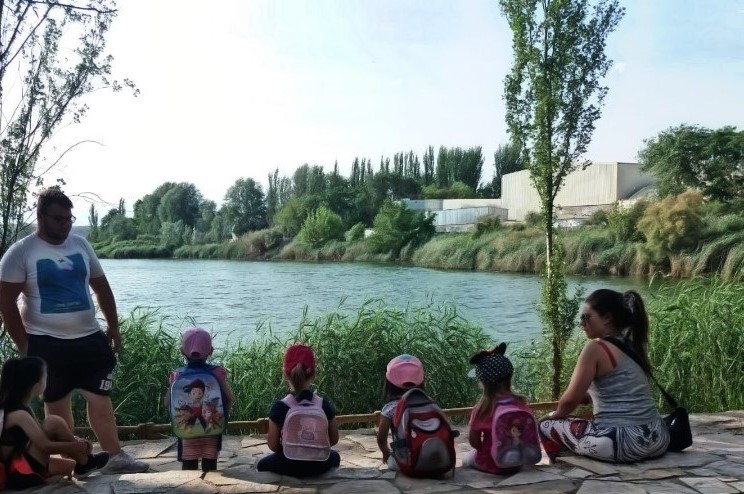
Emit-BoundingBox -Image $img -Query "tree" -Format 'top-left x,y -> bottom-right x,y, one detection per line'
133,182 -> 177,235
0,0 -> 136,256
500,0 -> 624,398
638,125 -> 744,203
368,200 -> 435,258
157,182 -> 202,228
490,143 -> 524,198
87,203 -> 99,242
223,178 -> 268,235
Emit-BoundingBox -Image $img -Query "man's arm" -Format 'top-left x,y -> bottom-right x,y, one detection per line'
89,275 -> 121,353
0,281 -> 28,355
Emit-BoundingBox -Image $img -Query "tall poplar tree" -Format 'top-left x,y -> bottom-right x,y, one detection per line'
500,0 -> 624,398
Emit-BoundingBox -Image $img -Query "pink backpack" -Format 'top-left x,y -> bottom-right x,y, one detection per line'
281,393 -> 331,461
490,396 -> 542,468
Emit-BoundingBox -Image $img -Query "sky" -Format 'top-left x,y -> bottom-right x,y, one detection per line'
37,0 -> 744,223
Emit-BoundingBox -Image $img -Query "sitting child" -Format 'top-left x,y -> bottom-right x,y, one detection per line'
376,354 -> 425,470
256,344 -> 341,477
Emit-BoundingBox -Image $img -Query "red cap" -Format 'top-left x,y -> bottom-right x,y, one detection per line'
283,344 -> 315,374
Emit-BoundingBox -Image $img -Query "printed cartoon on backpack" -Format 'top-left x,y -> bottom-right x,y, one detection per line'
281,393 -> 331,461
170,366 -> 227,439
490,397 -> 542,468
390,388 -> 459,478
464,343 -> 540,475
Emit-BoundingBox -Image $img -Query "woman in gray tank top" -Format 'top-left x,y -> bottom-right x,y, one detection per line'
538,289 -> 670,463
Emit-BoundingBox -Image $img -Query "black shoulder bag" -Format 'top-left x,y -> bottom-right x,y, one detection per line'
603,337 -> 693,452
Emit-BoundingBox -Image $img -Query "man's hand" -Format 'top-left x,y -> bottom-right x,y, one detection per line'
107,325 -> 122,353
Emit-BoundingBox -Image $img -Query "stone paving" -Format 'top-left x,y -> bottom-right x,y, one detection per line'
19,412 -> 744,493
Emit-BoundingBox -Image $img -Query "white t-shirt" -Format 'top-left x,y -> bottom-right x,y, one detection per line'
0,233 -> 104,338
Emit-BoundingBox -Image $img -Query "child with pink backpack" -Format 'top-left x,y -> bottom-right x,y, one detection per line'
256,344 -> 340,477
463,343 -> 542,474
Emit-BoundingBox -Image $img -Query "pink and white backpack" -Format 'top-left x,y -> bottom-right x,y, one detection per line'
281,393 -> 331,461
490,396 -> 542,468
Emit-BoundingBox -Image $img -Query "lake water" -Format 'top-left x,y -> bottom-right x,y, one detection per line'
100,259 -> 652,346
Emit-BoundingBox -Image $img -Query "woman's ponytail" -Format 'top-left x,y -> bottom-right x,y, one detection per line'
623,290 -> 651,374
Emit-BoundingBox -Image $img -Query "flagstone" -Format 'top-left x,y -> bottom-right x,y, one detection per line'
704,460 -> 744,479
556,456 -> 620,475
639,481 -> 701,494
679,477 -> 739,494
496,469 -> 566,487
729,481 -> 744,492
321,479 -> 401,494
575,480 -> 646,494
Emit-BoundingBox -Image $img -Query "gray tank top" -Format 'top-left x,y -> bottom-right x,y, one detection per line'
589,345 -> 661,427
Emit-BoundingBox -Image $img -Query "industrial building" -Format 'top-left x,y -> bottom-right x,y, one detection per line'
403,162 -> 654,232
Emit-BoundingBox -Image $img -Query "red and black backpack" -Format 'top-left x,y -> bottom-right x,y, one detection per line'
390,388 -> 459,478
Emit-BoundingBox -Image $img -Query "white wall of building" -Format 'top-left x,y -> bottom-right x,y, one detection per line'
501,162 -> 653,221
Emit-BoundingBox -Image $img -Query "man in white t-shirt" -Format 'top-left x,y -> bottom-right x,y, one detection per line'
0,188 -> 149,474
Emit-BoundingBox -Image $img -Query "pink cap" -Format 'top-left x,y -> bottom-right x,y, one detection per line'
283,344 -> 315,374
386,354 -> 424,388
181,327 -> 213,360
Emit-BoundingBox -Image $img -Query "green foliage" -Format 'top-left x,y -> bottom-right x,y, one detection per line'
584,209 -> 609,226
500,0 -> 623,397
160,221 -> 190,250
648,278 -> 744,412
345,222 -> 366,242
298,206 -> 345,248
606,200 -> 648,242
9,301 -> 493,426
223,178 -> 268,235
422,181 -> 476,199
489,143 -> 524,198
158,183 -> 203,228
524,211 -> 544,227
637,191 -> 705,263
473,215 -> 502,238
0,0 -> 135,257
274,197 -> 307,237
368,200 -> 436,258
638,124 -> 744,202
539,241 -> 584,398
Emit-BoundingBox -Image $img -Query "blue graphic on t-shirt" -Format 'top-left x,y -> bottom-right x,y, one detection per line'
37,253 -> 91,314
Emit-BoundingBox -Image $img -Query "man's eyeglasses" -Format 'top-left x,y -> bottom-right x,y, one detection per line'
579,313 -> 592,323
44,213 -> 76,224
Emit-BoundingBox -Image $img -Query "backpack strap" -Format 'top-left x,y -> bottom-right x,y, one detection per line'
281,394 -> 298,407
603,336 -> 679,409
496,395 -> 515,405
595,340 -> 617,368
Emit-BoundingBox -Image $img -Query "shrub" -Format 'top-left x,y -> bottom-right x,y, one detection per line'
368,200 -> 435,258
606,200 -> 648,242
345,222 -> 366,242
637,191 -> 704,263
299,206 -> 345,248
473,214 -> 502,238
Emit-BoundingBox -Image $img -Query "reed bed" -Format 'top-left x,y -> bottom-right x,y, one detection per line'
23,300 -> 493,426
1,278 -> 740,427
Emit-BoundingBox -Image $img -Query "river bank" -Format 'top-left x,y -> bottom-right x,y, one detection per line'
97,220 -> 744,281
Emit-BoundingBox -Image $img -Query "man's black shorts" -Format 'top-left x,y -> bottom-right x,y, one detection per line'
27,331 -> 117,402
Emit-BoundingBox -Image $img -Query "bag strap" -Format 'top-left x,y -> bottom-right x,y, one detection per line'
602,337 -> 679,409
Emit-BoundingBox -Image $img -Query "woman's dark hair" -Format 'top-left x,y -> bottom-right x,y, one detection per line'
0,357 -> 46,409
585,288 -> 651,374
